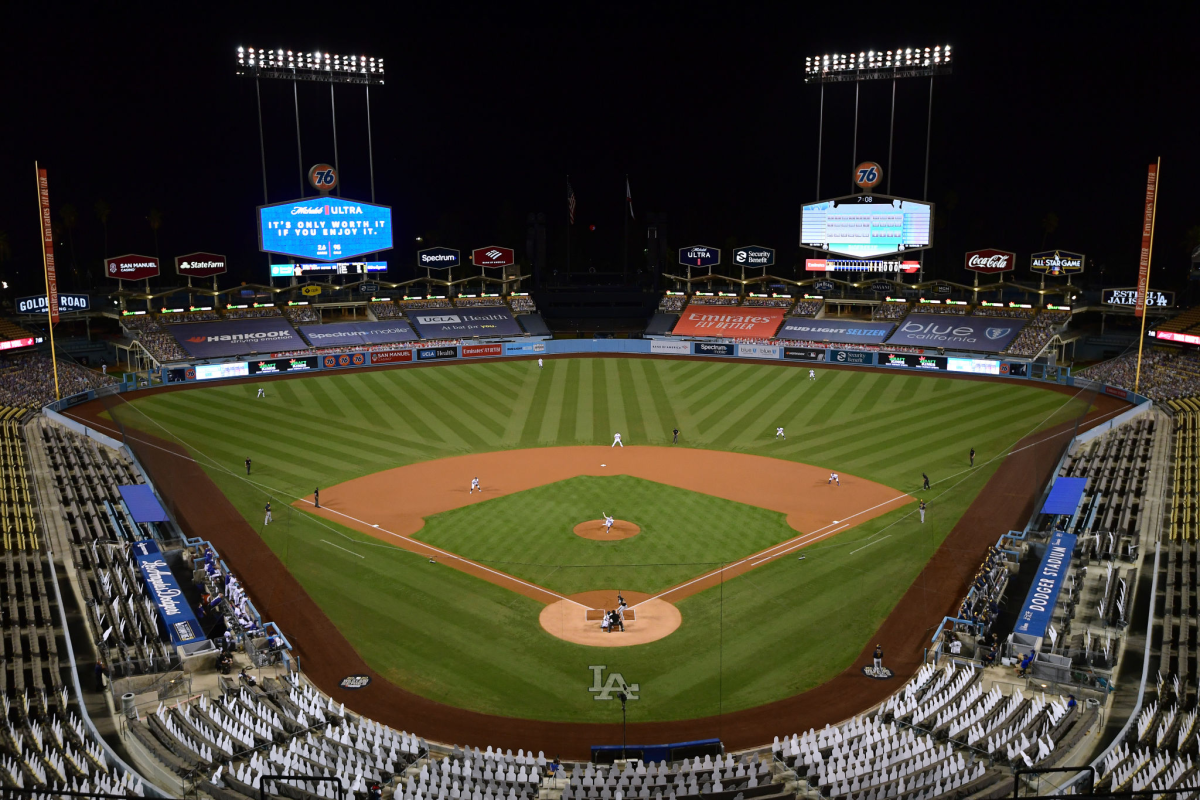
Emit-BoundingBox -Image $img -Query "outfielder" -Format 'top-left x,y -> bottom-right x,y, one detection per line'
809,369 -> 816,381
538,358 -> 544,370
776,427 -> 786,440
470,477 -> 480,494
256,387 -> 265,398
612,432 -> 623,447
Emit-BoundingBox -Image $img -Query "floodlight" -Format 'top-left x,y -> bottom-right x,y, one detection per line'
804,44 -> 953,82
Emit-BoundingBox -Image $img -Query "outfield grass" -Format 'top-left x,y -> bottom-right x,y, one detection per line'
415,474 -> 800,595
111,358 -> 1091,722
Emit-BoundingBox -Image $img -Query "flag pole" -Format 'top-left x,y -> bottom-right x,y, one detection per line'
623,174 -> 629,282
1134,157 -> 1160,396
35,161 -> 61,401
566,175 -> 572,277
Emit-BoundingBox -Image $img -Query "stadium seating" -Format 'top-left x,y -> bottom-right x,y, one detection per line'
872,303 -> 909,322
1077,350 -> 1200,402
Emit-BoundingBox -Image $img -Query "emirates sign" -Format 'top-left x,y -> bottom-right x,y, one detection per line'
964,248 -> 1015,274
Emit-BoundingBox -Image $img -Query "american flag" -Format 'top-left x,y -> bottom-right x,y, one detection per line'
567,179 -> 576,225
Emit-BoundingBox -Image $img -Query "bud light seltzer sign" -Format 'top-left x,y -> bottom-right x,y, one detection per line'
964,248 -> 1015,275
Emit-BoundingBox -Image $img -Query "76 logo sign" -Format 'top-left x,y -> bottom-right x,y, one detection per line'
308,163 -> 338,193
854,161 -> 882,191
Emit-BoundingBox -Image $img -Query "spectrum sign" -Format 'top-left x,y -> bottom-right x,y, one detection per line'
258,197 -> 393,261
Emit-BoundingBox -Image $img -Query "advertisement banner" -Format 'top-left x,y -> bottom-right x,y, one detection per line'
418,247 -> 461,269
504,342 -> 546,355
132,539 -> 204,646
672,306 -> 785,337
258,197 -> 393,261
964,248 -> 1016,274
471,246 -> 515,268
1103,288 -> 1172,309
15,293 -> 90,315
1136,163 -> 1159,318
732,245 -> 774,268
322,352 -> 368,369
1151,330 -> 1200,346
777,318 -> 894,344
679,245 -> 720,267
195,362 -> 250,380
947,357 -> 1001,375
738,344 -> 781,359
106,254 -> 160,281
1014,532 -> 1076,639
175,252 -> 228,278
883,353 -> 947,370
298,321 -> 417,347
248,356 -> 319,375
884,314 -> 1027,353
171,318 -> 306,358
1104,385 -> 1129,400
650,340 -> 691,355
784,347 -> 824,361
417,347 -> 458,361
408,307 -> 522,338
1030,250 -> 1084,276
0,337 -> 37,352
1001,362 -> 1029,377
827,350 -> 875,365
461,343 -> 502,358
370,349 -> 414,365
693,342 -> 735,357
35,169 -> 59,324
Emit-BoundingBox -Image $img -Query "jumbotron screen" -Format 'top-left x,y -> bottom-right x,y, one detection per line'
801,193 -> 933,259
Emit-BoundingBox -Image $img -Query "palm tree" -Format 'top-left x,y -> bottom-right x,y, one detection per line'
59,203 -> 80,286
94,199 -> 111,258
1039,212 -> 1059,250
147,208 -> 163,263
0,230 -> 11,287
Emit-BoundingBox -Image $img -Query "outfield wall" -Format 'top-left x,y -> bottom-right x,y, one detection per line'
150,337 -> 1125,391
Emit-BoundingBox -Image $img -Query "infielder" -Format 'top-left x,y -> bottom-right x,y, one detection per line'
470,477 -> 480,494
612,432 -> 623,447
263,501 -> 272,526
828,472 -> 839,486
775,427 -> 786,440
603,513 -> 615,533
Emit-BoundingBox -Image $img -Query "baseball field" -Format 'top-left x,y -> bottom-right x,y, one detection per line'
100,356 -> 1094,729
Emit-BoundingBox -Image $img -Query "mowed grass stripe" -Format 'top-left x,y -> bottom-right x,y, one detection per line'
604,359 -> 630,441
424,368 -> 511,441
626,359 -> 666,442
401,371 -> 495,450
700,366 -> 802,444
574,359 -> 595,442
537,360 -> 571,443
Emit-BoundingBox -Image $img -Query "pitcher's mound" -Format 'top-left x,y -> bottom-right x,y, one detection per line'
539,590 -> 681,647
574,519 -> 640,540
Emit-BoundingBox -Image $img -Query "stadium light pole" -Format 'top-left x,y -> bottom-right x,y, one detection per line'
804,47 -> 952,283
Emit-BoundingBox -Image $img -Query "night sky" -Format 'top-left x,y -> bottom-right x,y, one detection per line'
2,4 -> 1195,296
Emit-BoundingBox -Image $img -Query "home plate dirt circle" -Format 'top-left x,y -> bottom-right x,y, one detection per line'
539,590 -> 681,647
573,519 -> 640,540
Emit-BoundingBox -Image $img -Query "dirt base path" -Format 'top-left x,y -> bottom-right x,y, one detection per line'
64,386 -> 1127,758
293,446 -> 908,606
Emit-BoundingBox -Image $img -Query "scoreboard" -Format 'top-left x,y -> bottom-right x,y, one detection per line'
258,196 -> 393,261
801,193 -> 933,259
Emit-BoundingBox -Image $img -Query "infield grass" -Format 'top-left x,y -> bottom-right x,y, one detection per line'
110,358 -> 1092,721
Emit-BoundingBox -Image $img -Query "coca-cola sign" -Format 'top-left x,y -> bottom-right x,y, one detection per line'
964,248 -> 1015,274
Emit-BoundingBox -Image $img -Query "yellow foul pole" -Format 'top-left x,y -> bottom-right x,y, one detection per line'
1134,157 -> 1160,396
35,161 -> 61,400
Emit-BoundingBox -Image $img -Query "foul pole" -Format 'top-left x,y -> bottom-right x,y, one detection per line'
1134,158 -> 1161,395
35,162 -> 61,400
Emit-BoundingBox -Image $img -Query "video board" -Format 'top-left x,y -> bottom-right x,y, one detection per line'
258,196 -> 393,261
801,193 -> 933,259
195,363 -> 250,380
269,261 -> 387,277
248,356 -> 319,374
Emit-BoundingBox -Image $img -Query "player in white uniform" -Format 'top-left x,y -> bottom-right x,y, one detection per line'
612,432 -> 623,447
809,369 -> 816,380
538,358 -> 543,370
603,513 -> 615,532
828,472 -> 839,485
470,477 -> 480,494
257,387 -> 265,398
775,427 -> 786,440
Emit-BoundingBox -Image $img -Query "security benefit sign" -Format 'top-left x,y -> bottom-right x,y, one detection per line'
1015,532 -> 1076,639
732,245 -> 775,268
884,314 -> 1028,353
671,306 -> 785,337
258,197 -> 394,261
132,539 -> 205,646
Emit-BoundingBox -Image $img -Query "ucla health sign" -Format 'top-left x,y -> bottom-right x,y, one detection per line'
133,539 -> 204,645
258,196 -> 393,261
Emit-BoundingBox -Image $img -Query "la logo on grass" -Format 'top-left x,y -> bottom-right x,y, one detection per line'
588,665 -> 639,701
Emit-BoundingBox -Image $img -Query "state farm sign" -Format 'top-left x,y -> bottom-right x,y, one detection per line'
175,252 -> 228,278
471,246 -> 515,268
106,254 -> 160,281
964,248 -> 1015,274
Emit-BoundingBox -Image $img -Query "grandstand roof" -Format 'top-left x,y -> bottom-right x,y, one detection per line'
118,484 -> 170,523
1041,476 -> 1087,516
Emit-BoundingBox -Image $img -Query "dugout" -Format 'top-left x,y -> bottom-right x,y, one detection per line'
591,738 -> 722,764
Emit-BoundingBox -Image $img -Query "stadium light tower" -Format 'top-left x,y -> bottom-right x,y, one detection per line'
804,45 -> 952,282
234,47 -> 386,206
